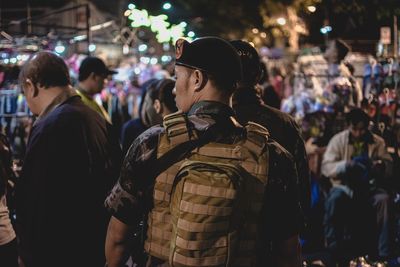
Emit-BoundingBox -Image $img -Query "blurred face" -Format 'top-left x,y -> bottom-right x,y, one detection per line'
93,73 -> 108,94
21,79 -> 40,116
85,73 -> 107,95
350,121 -> 368,141
174,65 -> 195,112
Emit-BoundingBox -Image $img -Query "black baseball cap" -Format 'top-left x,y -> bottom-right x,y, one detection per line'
175,37 -> 242,82
79,56 -> 117,81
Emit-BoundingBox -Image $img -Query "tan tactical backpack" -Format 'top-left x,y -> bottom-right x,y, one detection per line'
144,111 -> 269,267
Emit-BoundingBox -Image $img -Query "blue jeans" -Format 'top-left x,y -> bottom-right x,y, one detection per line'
324,185 -> 391,263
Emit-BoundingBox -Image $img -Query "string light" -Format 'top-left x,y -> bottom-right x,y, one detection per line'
125,6 -> 189,43
138,44 -> 148,52
55,42 -> 66,54
163,2 -> 172,10
88,43 -> 96,52
307,6 -> 316,13
277,17 -> 286,26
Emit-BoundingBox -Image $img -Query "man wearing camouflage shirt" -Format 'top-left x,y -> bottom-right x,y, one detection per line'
105,37 -> 302,267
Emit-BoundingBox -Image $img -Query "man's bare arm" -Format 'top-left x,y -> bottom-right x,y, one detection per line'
105,216 -> 134,267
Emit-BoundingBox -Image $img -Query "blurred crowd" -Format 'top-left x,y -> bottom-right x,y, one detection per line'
0,37 -> 400,267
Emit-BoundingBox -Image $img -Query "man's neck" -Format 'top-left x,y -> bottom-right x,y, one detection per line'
78,82 -> 94,98
195,83 -> 231,106
36,86 -> 72,116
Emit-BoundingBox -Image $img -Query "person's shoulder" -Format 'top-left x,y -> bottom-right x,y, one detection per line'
324,130 -> 348,149
267,138 -> 294,162
331,129 -> 349,140
39,98 -> 100,132
122,118 -> 144,132
137,124 -> 165,143
125,124 -> 165,162
263,104 -> 297,125
49,101 -> 85,124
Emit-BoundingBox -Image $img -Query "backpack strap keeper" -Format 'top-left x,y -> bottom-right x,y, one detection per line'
163,111 -> 192,145
243,122 -> 269,156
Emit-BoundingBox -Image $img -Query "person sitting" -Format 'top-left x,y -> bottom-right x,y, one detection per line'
321,108 -> 393,266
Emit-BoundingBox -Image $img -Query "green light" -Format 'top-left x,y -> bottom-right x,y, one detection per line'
163,2 -> 172,10
187,31 -> 195,38
150,14 -> 170,33
129,9 -> 151,27
128,3 -> 136,9
126,6 -> 188,43
170,24 -> 185,43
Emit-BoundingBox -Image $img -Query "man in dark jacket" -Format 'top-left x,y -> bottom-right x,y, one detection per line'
230,40 -> 311,217
17,51 -> 121,267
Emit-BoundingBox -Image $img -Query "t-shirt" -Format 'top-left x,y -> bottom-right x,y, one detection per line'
105,101 -> 302,266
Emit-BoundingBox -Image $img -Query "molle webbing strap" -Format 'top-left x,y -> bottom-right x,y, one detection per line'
148,225 -> 173,240
179,200 -> 233,216
146,161 -> 183,259
243,121 -> 269,156
153,161 -> 182,203
144,242 -> 170,259
146,112 -> 195,261
154,189 -> 171,202
175,236 -> 228,250
183,182 -> 237,199
163,111 -> 191,146
151,211 -> 171,223
195,145 -> 241,160
194,143 -> 268,178
173,252 -> 227,266
177,218 -> 229,233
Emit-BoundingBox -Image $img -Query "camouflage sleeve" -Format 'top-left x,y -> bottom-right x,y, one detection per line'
105,126 -> 164,225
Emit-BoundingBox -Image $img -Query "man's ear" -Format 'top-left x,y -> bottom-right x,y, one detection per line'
25,79 -> 39,97
153,99 -> 162,114
193,70 -> 207,92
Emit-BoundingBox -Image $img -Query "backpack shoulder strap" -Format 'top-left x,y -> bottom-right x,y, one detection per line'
158,111 -> 198,158
243,121 -> 269,157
